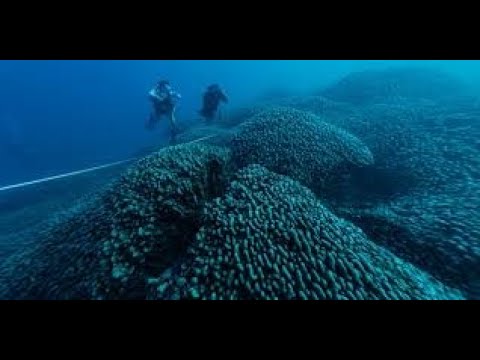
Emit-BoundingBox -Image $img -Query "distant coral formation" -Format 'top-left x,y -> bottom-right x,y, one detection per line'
322,67 -> 467,105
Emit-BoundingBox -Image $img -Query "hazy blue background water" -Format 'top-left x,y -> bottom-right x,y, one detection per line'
1,60 -> 479,187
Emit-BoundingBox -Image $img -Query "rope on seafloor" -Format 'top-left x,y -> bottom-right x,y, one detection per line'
0,134 -> 218,193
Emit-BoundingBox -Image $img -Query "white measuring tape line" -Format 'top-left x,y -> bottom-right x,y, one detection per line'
0,134 -> 218,193
0,159 -> 136,193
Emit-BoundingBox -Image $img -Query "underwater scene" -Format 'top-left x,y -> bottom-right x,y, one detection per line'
0,60 -> 479,300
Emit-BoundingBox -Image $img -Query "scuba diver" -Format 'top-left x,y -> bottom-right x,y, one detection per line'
146,80 -> 182,144
200,84 -> 228,123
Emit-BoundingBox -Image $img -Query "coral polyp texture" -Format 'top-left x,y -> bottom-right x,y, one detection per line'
98,143 -> 231,297
0,197 -> 107,299
339,184 -> 480,299
149,165 -> 462,300
0,143 -> 231,300
230,107 -> 374,194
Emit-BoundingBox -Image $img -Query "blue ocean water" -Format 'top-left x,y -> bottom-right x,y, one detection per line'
0,60 -> 479,300
2,60 -> 479,187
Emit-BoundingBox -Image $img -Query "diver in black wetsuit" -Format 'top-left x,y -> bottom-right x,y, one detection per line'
146,80 -> 182,143
200,84 -> 228,123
